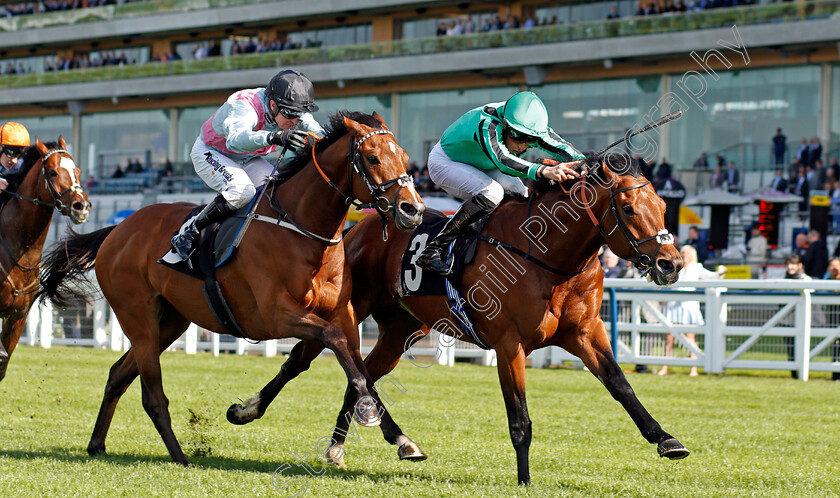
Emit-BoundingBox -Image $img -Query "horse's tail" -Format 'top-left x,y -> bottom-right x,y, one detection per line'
38,225 -> 116,308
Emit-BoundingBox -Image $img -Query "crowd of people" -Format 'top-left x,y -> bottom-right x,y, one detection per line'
0,0 -> 117,17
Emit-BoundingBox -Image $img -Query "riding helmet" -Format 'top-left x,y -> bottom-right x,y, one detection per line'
502,91 -> 549,140
265,69 -> 319,113
0,122 -> 30,147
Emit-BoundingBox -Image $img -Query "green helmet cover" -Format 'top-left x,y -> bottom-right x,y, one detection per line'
502,91 -> 549,138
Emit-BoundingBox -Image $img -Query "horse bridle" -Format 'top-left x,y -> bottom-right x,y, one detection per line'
1,148 -> 84,215
576,167 -> 674,277
313,129 -> 413,240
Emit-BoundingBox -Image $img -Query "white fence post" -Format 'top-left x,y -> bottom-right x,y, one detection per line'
235,338 -> 246,355
184,323 -> 197,355
706,287 -> 725,374
39,299 -> 53,349
93,299 -> 107,348
25,304 -> 40,346
263,339 -> 277,358
211,333 -> 220,357
797,289 -> 811,381
109,308 -> 124,351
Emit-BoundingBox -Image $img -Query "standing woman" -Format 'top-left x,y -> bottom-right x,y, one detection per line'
659,244 -> 724,376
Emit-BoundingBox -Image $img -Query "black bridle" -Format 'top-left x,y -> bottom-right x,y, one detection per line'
578,168 -> 675,277
1,148 -> 85,216
314,129 -> 413,240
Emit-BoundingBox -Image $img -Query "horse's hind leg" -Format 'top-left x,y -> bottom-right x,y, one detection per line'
89,302 -> 190,461
0,311 -> 27,382
327,309 -> 427,469
558,318 -> 689,460
227,339 -> 325,425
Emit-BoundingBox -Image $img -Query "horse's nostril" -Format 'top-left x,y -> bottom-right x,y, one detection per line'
399,202 -> 418,217
657,258 -> 676,274
72,202 -> 85,211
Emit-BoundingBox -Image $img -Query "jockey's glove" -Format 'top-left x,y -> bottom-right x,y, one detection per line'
268,129 -> 308,151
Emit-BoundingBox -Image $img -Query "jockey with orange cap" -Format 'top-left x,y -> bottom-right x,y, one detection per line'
170,69 -> 325,260
0,121 -> 31,192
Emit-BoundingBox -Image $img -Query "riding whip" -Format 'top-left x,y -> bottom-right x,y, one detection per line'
596,109 -> 683,156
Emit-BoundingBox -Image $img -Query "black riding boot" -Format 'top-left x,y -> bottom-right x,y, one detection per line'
171,194 -> 235,260
416,194 -> 496,275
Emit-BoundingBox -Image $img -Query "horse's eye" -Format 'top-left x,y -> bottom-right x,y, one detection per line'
366,154 -> 380,165
622,205 -> 634,216
48,170 -> 58,178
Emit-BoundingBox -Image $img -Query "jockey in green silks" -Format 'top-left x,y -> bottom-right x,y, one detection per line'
416,91 -> 585,275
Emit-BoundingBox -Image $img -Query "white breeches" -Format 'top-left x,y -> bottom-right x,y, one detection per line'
426,141 -> 527,205
191,136 -> 274,209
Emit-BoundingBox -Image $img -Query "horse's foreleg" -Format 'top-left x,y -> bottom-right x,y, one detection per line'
0,309 -> 29,382
560,319 -> 689,460
88,307 -> 188,457
327,315 -> 427,469
226,339 -> 325,425
495,339 -> 532,485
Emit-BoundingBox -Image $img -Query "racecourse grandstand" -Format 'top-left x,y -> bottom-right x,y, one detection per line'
0,0 -> 838,235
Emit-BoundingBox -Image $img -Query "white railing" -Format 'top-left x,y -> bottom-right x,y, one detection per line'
20,279 -> 840,380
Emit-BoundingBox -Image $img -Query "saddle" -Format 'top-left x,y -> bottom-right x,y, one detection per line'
400,213 -> 492,350
158,198 -> 255,338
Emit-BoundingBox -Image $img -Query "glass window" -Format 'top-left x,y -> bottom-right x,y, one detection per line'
287,24 -> 372,49
12,114 -> 73,149
399,86 -> 519,166
177,105 -> 217,171
668,65 -> 820,169
830,65 -> 840,162
399,12 -> 496,39
81,110 -> 169,178
310,94 -> 392,128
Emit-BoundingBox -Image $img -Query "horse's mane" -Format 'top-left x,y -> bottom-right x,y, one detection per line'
1,143 -> 54,193
272,111 -> 383,185
530,152 -> 644,196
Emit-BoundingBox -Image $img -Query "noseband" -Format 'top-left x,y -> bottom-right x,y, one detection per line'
312,129 -> 413,240
1,148 -> 85,215
576,170 -> 674,277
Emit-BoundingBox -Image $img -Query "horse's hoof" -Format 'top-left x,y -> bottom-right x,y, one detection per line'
325,443 -> 346,469
87,443 -> 106,456
353,396 -> 381,427
657,438 -> 690,459
227,397 -> 262,425
398,442 -> 428,461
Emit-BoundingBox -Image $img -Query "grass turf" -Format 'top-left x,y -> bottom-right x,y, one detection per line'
0,345 -> 838,497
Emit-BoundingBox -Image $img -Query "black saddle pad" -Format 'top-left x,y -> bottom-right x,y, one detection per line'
159,203 -> 250,281
400,214 -> 489,297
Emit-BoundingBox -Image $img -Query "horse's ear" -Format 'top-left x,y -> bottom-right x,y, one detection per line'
371,112 -> 389,130
342,115 -> 368,137
59,136 -> 67,149
35,138 -> 48,155
601,158 -> 617,183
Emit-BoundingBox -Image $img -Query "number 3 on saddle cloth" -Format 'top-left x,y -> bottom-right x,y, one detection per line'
400,215 -> 492,350
158,198 -> 256,339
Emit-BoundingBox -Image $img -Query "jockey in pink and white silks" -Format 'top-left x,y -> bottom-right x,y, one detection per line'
171,69 -> 325,260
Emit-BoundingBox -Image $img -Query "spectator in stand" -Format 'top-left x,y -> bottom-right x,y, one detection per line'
806,164 -> 820,191
797,138 -> 810,167
746,225 -> 767,277
803,229 -> 828,279
601,248 -> 624,278
772,128 -> 787,165
794,232 -> 809,261
655,157 -> 672,181
715,154 -> 726,168
693,152 -> 709,169
784,253 -> 810,378
84,175 -> 98,190
710,163 -> 726,188
813,159 -> 826,188
111,164 -> 124,178
791,166 -> 809,212
684,225 -> 709,263
824,258 -> 840,380
809,137 -> 822,167
725,161 -> 740,193
769,167 -> 788,192
607,6 -> 621,19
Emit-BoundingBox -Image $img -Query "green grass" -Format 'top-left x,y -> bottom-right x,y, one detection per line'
1,346 -> 839,497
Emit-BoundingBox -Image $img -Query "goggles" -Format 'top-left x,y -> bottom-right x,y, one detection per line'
1,145 -> 24,159
507,127 -> 538,145
277,107 -> 303,120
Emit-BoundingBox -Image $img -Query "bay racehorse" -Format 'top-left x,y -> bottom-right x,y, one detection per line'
37,112 -> 426,465
0,137 -> 90,381
226,153 -> 689,484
